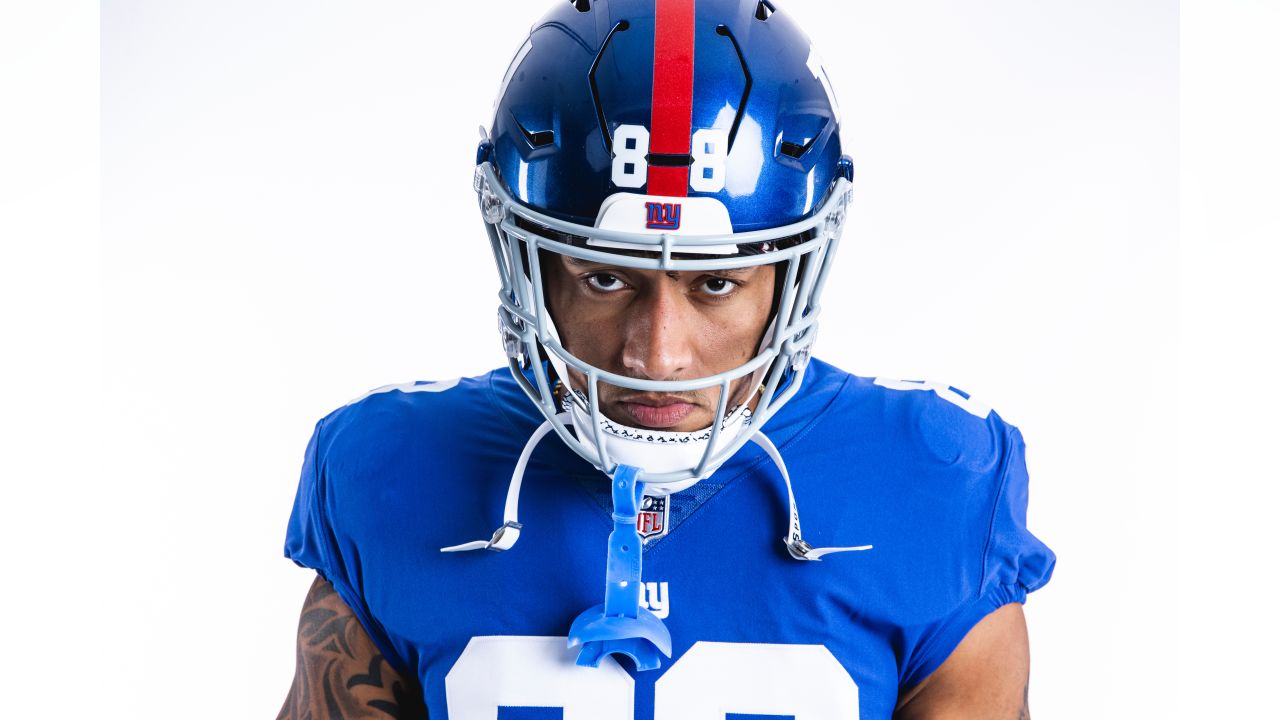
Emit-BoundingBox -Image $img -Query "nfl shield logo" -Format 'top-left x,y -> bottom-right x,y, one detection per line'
637,494 -> 670,543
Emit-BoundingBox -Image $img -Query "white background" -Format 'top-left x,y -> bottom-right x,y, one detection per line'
1,0 -> 1275,717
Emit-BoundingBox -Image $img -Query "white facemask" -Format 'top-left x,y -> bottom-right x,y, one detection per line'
544,312 -> 770,494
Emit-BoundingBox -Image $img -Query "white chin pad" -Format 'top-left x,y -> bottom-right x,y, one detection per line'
566,394 -> 753,496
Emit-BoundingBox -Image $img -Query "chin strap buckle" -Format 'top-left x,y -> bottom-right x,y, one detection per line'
486,521 -> 523,551
786,536 -> 815,561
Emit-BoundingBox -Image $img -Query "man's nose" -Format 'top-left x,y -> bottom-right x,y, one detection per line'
620,281 -> 696,380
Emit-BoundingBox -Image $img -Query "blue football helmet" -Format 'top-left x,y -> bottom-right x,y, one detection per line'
474,0 -> 854,491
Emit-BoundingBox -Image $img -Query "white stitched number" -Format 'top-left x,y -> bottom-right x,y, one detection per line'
612,124 -> 650,188
445,637 -> 632,719
343,378 -> 461,407
656,642 -> 858,718
689,128 -> 728,192
444,637 -> 859,718
873,377 -> 991,419
611,124 -> 728,192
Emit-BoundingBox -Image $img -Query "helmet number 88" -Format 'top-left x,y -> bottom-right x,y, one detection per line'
445,636 -> 859,718
612,124 -> 728,193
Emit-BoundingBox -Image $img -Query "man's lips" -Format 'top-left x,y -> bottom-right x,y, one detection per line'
616,398 -> 699,429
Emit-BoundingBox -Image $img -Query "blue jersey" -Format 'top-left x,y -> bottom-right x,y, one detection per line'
285,359 -> 1054,719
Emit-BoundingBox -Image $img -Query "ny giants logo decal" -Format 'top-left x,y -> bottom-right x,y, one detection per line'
644,201 -> 682,230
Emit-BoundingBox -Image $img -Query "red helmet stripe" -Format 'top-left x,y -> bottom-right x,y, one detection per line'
647,0 -> 696,197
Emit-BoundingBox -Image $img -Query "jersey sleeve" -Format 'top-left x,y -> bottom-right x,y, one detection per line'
283,416 -> 411,675
898,423 -> 1056,690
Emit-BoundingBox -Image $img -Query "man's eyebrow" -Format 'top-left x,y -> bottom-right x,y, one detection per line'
563,256 -> 754,276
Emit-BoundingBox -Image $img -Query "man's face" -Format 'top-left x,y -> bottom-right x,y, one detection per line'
543,253 -> 776,433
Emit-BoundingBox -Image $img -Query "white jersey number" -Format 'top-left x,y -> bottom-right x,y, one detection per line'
344,377 -> 460,407
445,636 -> 859,719
873,377 -> 991,419
445,637 -> 632,719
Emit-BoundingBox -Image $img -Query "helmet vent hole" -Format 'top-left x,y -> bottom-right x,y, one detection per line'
779,132 -> 819,158
755,0 -> 776,21
572,0 -> 592,12
512,114 -> 556,148
526,130 -> 555,148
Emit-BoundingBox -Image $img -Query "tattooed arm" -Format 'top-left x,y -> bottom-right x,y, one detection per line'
278,575 -> 427,720
894,603 -> 1032,720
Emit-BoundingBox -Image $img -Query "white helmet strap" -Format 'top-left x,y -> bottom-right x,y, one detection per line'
439,415 -> 873,561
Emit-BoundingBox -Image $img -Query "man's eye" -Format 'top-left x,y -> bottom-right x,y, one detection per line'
586,273 -> 626,292
701,277 -> 737,297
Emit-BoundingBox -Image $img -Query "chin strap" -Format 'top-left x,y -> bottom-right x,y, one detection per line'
749,430 -> 873,561
440,414 -> 566,553
441,418 -> 872,562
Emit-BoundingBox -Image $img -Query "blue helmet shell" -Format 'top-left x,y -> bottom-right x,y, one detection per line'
486,0 -> 847,232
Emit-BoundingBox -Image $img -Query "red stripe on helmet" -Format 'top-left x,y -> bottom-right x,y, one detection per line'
647,0 -> 696,197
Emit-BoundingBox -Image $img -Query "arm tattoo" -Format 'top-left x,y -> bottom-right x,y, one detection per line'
278,577 -> 428,720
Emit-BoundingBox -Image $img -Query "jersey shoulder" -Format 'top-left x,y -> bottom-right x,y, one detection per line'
312,368 -> 531,488
835,369 -> 1020,477
797,363 -> 1054,670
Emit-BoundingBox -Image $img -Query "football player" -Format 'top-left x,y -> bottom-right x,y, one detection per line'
279,1 -> 1055,718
